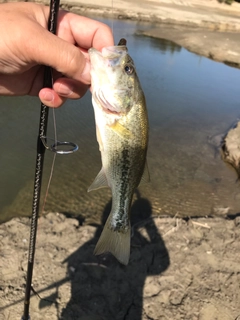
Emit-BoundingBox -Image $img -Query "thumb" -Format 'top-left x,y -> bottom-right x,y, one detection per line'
26,26 -> 91,84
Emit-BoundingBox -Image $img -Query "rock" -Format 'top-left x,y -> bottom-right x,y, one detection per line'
221,121 -> 240,179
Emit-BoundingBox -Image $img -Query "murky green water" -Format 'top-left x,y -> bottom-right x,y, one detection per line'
0,19 -> 240,223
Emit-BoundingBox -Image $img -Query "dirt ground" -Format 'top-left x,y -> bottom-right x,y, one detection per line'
1,211 -> 240,320
1,1 -> 240,320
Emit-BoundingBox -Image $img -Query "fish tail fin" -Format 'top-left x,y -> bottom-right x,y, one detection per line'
94,212 -> 131,265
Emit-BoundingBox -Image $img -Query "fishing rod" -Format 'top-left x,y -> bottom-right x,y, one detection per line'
21,0 -> 78,319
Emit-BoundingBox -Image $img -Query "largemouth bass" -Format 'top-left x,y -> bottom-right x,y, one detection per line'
88,39 -> 149,265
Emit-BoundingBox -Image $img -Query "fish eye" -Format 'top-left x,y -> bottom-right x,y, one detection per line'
124,64 -> 134,75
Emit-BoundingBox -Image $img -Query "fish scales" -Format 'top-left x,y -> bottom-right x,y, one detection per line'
88,39 -> 149,265
105,107 -> 147,230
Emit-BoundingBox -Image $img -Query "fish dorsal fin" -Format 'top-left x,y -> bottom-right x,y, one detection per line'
109,122 -> 133,139
139,161 -> 150,185
88,168 -> 109,192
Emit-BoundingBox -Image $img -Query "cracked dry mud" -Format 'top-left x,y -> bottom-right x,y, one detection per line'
1,210 -> 240,320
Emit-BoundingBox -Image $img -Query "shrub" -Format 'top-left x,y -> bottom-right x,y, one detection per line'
218,0 -> 237,4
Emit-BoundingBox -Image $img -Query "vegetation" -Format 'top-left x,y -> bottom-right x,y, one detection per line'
218,0 -> 240,4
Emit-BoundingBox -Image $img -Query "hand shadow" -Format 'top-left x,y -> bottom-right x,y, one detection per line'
44,190 -> 170,320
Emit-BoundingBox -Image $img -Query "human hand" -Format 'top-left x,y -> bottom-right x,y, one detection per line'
0,2 -> 114,107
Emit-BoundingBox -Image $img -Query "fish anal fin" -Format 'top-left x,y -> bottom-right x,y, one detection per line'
109,122 -> 133,139
94,213 -> 131,265
88,168 -> 109,192
139,161 -> 150,185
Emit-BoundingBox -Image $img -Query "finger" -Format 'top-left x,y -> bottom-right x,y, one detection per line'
39,88 -> 67,108
19,18 -> 90,84
53,78 -> 89,99
25,11 -> 113,84
56,11 -> 114,50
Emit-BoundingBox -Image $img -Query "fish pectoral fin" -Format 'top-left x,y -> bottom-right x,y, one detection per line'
139,161 -> 150,185
94,212 -> 131,265
88,168 -> 109,192
96,125 -> 104,152
109,122 -> 133,139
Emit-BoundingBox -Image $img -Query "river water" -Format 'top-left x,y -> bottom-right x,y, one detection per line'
0,18 -> 240,223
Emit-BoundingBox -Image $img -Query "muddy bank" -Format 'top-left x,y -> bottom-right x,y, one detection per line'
1,0 -> 240,66
59,0 -> 240,68
1,212 -> 240,319
139,25 -> 240,68
31,0 -> 240,67
57,0 -> 240,32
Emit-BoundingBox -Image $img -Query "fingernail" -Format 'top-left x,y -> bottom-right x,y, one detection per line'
57,83 -> 73,96
81,60 -> 91,83
43,91 -> 54,102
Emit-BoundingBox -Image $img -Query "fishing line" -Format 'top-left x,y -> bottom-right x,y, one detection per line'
111,0 -> 114,34
22,0 -> 78,319
40,108 -> 57,217
40,70 -> 58,216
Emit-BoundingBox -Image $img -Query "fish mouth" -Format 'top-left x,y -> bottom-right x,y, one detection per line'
89,46 -> 127,66
101,45 -> 127,58
89,45 -> 127,58
89,45 -> 129,116
88,47 -> 101,57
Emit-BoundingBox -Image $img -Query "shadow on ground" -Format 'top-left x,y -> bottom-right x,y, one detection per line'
53,190 -> 170,320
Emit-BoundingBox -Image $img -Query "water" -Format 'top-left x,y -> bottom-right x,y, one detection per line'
0,18 -> 240,223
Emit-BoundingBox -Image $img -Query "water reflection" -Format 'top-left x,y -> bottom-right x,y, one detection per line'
1,18 -> 240,223
144,35 -> 182,54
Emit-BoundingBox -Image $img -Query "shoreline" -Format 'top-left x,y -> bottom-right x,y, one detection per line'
29,0 -> 240,30
28,0 -> 240,67
58,0 -> 240,30
139,25 -> 240,68
1,1 -> 240,66
1,2 -> 240,318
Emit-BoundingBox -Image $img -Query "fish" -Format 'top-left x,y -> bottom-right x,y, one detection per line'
88,38 -> 149,265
